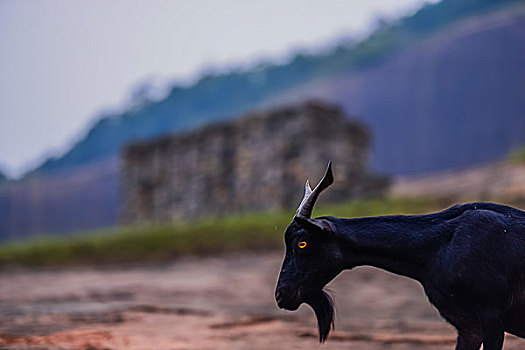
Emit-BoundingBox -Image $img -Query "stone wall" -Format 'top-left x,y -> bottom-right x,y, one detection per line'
120,101 -> 387,224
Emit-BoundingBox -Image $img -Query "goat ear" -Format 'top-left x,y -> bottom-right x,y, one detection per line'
294,217 -> 333,233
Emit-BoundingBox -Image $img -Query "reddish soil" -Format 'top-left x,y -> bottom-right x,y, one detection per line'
0,252 -> 522,349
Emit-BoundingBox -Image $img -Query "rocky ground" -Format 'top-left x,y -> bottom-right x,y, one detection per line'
0,252 -> 523,350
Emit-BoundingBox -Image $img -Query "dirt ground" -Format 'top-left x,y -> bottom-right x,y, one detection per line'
0,252 -> 523,350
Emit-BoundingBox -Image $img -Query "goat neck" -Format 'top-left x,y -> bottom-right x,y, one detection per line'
332,215 -> 449,282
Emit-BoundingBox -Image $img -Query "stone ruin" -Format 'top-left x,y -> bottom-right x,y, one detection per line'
120,101 -> 388,224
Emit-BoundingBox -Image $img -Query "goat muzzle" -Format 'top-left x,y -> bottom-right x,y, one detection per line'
275,285 -> 301,310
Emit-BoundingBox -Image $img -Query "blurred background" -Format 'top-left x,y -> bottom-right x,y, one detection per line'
1,0 -> 525,349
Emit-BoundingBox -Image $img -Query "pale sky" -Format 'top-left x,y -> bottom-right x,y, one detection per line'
0,0 -> 435,178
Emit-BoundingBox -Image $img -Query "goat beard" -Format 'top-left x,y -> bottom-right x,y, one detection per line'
304,289 -> 335,343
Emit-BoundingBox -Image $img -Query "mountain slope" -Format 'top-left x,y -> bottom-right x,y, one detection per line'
2,0 -> 525,240
0,158 -> 118,241
29,0 -> 522,176
276,6 -> 525,174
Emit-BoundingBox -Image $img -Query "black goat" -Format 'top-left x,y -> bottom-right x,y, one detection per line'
275,162 -> 525,349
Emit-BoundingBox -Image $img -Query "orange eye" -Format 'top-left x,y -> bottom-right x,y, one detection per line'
298,241 -> 307,249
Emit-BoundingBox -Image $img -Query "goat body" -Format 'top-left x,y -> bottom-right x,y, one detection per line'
353,203 -> 525,348
275,164 -> 525,350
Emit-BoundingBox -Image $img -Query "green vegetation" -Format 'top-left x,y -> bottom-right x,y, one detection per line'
506,146 -> 525,164
0,197 -> 444,267
29,0 -> 521,177
0,171 -> 7,184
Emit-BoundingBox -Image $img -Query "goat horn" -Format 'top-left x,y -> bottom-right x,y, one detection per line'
295,162 -> 334,219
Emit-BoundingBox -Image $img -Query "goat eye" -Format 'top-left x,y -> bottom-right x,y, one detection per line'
298,241 -> 307,249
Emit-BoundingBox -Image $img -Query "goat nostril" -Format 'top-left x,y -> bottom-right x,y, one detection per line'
275,290 -> 283,302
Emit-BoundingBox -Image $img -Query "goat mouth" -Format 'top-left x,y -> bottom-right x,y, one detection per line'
277,300 -> 301,311
304,289 -> 335,343
276,290 -> 301,311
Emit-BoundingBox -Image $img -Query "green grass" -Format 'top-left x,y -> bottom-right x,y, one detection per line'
0,197 -> 444,267
507,146 -> 525,164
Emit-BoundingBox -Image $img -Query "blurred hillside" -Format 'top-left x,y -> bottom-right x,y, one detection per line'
27,0 -> 525,177
0,158 -> 118,241
1,0 -> 525,240
276,6 -> 525,174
